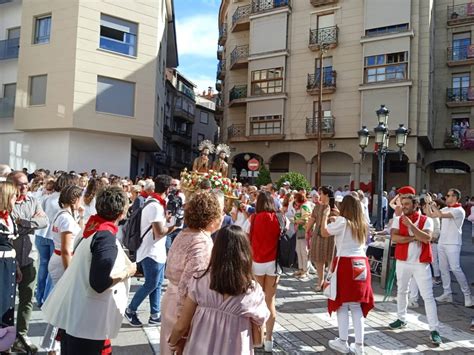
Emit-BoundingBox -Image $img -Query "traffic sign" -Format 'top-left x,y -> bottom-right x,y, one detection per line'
248,158 -> 260,171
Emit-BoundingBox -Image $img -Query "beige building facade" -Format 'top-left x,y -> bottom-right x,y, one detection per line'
217,0 -> 474,195
0,0 -> 177,177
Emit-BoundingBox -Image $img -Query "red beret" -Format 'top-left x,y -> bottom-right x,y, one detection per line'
398,186 -> 416,195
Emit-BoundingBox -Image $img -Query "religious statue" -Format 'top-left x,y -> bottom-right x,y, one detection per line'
212,143 -> 231,177
192,140 -> 215,174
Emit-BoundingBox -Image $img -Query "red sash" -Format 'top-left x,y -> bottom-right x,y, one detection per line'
394,213 -> 433,263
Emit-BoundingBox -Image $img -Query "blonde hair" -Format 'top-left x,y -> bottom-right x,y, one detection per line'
0,182 -> 18,212
339,195 -> 368,245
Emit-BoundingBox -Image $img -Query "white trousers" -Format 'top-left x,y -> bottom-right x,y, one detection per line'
438,244 -> 471,297
431,243 -> 440,278
296,238 -> 308,272
396,261 -> 439,331
336,302 -> 365,344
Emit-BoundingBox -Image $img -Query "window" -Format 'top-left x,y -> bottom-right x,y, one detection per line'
197,133 -> 205,145
96,76 -> 135,117
250,115 -> 282,135
29,75 -> 47,106
34,15 -> 51,44
315,57 -> 334,86
451,115 -> 470,136
364,52 -> 408,83
452,32 -> 471,61
200,111 -> 209,124
448,73 -> 471,102
7,27 -> 20,39
313,100 -> 332,118
251,68 -> 283,95
100,14 -> 137,56
365,23 -> 409,37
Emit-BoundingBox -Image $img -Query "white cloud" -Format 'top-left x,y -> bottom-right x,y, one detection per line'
190,74 -> 216,94
176,14 -> 218,58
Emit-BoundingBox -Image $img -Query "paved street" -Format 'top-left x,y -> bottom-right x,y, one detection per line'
24,223 -> 474,354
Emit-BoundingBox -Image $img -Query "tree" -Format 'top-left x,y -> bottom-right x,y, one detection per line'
276,172 -> 311,192
255,164 -> 271,187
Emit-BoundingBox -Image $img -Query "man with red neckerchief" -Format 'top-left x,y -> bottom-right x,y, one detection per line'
431,188 -> 473,307
388,193 -> 442,345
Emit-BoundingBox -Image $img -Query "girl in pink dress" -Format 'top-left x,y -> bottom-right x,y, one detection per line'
168,225 -> 269,355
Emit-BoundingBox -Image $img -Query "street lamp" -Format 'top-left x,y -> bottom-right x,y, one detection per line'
358,105 -> 409,231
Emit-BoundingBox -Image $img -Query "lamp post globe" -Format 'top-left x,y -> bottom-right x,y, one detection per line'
357,126 -> 370,150
376,104 -> 389,125
395,123 -> 408,148
374,123 -> 388,145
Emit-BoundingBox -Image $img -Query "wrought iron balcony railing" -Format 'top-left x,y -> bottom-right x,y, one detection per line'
307,70 -> 337,90
446,87 -> 474,103
0,97 -> 14,118
306,116 -> 335,136
309,25 -> 338,48
215,80 -> 222,92
447,44 -> 474,62
217,44 -> 224,59
230,45 -> 249,67
217,59 -> 226,79
252,0 -> 290,13
232,5 -> 251,27
230,85 -> 247,102
447,3 -> 474,24
218,24 -> 227,45
228,124 -> 246,139
0,38 -> 19,60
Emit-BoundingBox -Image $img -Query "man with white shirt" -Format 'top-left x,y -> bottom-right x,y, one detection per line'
125,175 -> 175,326
388,193 -> 442,345
432,188 -> 472,307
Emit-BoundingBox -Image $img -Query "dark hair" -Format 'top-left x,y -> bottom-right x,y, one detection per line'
84,178 -> 106,205
95,186 -> 128,221
294,192 -> 306,204
256,191 -> 276,213
400,194 -> 420,206
200,225 -> 254,296
448,188 -> 461,201
154,175 -> 172,194
58,186 -> 83,214
54,173 -> 78,192
319,186 -> 335,209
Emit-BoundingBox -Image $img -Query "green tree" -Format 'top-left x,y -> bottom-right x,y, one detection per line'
276,172 -> 311,192
255,164 -> 272,186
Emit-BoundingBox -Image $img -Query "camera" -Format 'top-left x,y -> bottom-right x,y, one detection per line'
166,191 -> 184,228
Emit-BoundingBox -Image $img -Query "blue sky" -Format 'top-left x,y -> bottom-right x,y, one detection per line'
174,0 -> 220,94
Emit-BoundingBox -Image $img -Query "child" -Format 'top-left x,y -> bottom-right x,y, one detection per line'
168,225 -> 269,355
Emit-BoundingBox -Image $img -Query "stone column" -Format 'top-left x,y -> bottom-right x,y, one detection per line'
416,165 -> 422,192
306,161 -> 313,187
408,162 -> 417,188
353,162 -> 361,190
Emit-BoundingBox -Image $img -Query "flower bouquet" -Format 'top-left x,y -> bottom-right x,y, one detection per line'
180,168 -> 239,201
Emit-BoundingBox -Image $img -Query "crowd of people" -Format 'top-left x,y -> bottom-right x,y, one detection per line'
0,163 -> 473,355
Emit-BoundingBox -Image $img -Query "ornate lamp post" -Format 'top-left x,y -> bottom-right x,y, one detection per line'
358,105 -> 409,230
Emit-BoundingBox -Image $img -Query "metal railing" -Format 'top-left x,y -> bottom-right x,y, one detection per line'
230,85 -> 248,102
228,124 -> 246,139
0,97 -> 15,118
252,0 -> 290,13
231,45 -> 249,66
217,59 -> 226,78
446,87 -> 474,102
306,116 -> 335,135
218,24 -> 227,44
447,3 -> 474,22
447,44 -> 474,61
232,5 -> 251,27
215,80 -> 222,92
309,25 -> 338,47
0,38 -> 19,60
307,70 -> 337,89
217,44 -> 224,59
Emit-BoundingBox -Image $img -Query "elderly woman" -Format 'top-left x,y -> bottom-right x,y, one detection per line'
159,192 -> 224,355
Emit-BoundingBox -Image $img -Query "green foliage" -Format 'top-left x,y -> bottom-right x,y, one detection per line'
276,172 -> 311,192
255,164 -> 272,186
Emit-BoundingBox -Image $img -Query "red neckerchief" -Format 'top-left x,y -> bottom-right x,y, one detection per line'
448,203 -> 462,208
16,194 -> 27,203
0,210 -> 9,226
83,215 -> 118,238
139,191 -> 149,199
399,211 -> 420,236
148,193 -> 167,209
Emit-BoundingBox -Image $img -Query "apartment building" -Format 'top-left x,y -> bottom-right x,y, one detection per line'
193,93 -> 219,160
217,0 -> 474,195
0,0 -> 178,177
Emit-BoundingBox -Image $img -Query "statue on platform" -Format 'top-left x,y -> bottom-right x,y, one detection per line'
212,143 -> 231,177
192,140 -> 215,173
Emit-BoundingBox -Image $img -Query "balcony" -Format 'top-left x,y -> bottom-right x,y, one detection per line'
446,87 -> 474,107
171,130 -> 192,146
310,0 -> 338,7
229,85 -> 247,107
228,124 -> 247,142
232,5 -> 251,32
215,94 -> 224,113
447,45 -> 474,67
309,26 -> 338,51
0,97 -> 14,118
0,38 -> 19,60
252,0 -> 290,14
174,106 -> 195,123
217,60 -> 226,80
306,116 -> 335,137
217,45 -> 224,60
447,3 -> 474,26
218,24 -> 227,46
215,80 -> 223,92
230,45 -> 249,70
306,70 -> 337,95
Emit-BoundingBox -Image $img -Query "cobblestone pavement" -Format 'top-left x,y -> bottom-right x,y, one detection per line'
21,224 -> 474,354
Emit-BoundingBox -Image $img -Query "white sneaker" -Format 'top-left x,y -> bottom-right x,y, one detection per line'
308,263 -> 317,274
465,295 -> 473,308
328,338 -> 350,354
349,343 -> 365,355
264,339 -> 273,352
407,299 -> 419,308
435,293 -> 453,303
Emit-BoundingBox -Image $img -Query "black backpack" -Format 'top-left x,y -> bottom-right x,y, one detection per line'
123,199 -> 158,255
275,212 -> 297,269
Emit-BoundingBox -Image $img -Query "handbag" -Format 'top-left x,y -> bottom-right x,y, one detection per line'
0,325 -> 16,352
251,321 -> 264,348
322,218 -> 346,301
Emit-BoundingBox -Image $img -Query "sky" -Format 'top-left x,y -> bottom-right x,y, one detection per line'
174,0 -> 220,94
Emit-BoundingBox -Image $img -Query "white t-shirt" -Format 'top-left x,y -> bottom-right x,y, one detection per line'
326,216 -> 366,257
438,206 -> 465,245
50,209 -> 82,251
82,197 -> 97,224
136,198 -> 166,264
392,215 -> 433,263
43,192 -> 61,240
